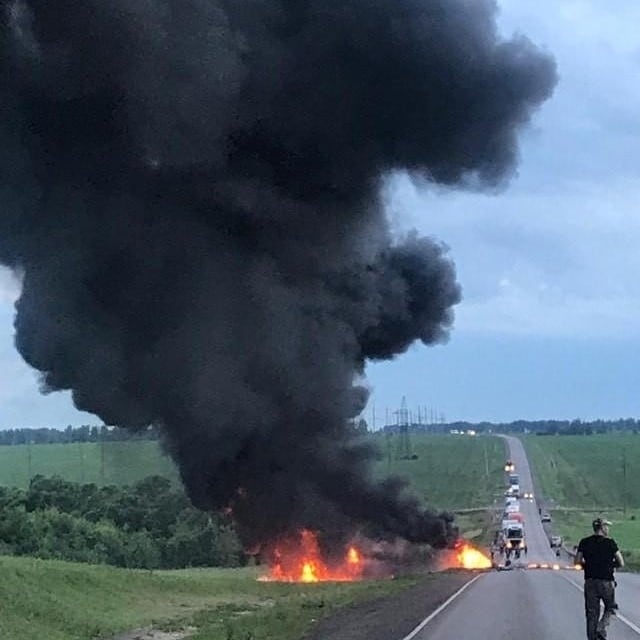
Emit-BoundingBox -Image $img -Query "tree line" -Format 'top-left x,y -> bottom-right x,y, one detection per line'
0,475 -> 243,569
0,425 -> 161,446
383,418 -> 640,435
4,418 -> 640,446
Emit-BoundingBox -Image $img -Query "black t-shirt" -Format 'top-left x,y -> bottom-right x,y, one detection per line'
577,534 -> 619,580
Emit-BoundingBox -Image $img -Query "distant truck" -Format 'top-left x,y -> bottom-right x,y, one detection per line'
501,517 -> 522,531
507,473 -> 520,497
500,521 -> 527,558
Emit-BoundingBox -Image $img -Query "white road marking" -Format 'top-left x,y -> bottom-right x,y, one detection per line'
560,573 -> 640,635
399,574 -> 483,640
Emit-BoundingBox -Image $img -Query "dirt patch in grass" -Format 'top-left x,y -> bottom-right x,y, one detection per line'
109,627 -> 196,640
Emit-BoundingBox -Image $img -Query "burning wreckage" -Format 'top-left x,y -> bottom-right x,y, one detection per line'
0,0 -> 556,577
258,531 -> 495,582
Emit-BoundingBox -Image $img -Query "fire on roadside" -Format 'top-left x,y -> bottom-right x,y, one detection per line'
258,529 -> 364,582
258,533 -> 494,581
455,541 -> 492,569
436,539 -> 493,571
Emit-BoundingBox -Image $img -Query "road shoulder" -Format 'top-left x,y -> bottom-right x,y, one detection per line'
306,570 -> 478,640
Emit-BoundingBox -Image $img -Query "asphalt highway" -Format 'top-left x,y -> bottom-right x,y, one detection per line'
408,435 -> 640,640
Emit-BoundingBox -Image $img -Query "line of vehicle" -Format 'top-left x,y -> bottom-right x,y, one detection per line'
560,573 -> 640,636
399,574 -> 484,640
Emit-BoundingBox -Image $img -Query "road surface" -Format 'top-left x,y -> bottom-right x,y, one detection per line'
408,435 -> 640,640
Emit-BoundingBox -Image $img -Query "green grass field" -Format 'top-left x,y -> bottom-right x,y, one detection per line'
0,441 -> 179,488
370,433 -> 507,510
0,434 -> 507,513
0,555 -> 422,640
521,434 -> 640,569
521,433 -> 640,509
368,433 -> 506,544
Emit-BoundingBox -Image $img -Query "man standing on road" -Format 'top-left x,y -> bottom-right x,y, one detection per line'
575,518 -> 625,640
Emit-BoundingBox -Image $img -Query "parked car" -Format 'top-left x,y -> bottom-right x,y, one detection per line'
550,535 -> 562,548
541,513 -> 552,523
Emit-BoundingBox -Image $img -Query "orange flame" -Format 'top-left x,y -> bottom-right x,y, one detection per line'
259,530 -> 364,582
456,542 -> 492,569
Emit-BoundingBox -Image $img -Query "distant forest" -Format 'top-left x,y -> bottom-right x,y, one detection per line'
2,418 -> 640,446
383,418 -> 640,436
0,425 -> 161,446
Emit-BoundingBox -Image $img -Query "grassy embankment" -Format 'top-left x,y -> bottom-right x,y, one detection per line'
0,433 -> 505,638
0,555 -> 422,640
522,434 -> 640,569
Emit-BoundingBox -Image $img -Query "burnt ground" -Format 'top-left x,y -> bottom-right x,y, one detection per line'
306,570 -> 476,640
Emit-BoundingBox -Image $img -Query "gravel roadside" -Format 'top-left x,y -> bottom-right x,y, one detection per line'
306,570 -> 478,640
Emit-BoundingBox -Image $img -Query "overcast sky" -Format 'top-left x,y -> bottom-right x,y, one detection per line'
2,0 -> 640,428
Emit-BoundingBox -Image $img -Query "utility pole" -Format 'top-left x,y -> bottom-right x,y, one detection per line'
78,441 -> 85,484
27,439 -> 32,485
100,430 -> 105,486
623,454 -> 627,516
484,443 -> 489,479
396,396 -> 411,459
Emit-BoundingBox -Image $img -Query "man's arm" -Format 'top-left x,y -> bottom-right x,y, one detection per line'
614,550 -> 624,568
575,538 -> 585,567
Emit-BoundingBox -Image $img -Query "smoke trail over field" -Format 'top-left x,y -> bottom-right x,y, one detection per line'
0,0 -> 556,548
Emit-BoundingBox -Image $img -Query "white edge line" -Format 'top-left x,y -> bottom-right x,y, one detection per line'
560,573 -> 640,636
400,573 -> 483,640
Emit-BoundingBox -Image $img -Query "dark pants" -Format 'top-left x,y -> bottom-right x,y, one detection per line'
584,578 -> 616,640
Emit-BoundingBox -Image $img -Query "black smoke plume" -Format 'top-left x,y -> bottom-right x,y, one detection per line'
0,0 -> 556,550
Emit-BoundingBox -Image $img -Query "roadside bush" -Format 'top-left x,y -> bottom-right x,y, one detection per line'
0,476 -> 243,569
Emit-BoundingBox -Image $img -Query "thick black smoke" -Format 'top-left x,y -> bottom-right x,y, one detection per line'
0,0 -> 556,549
